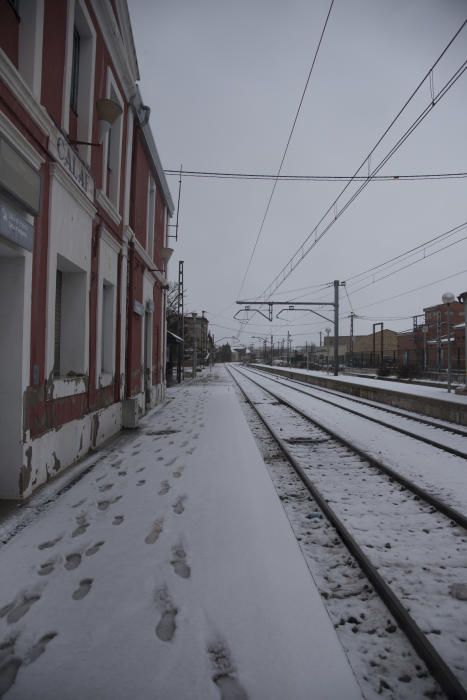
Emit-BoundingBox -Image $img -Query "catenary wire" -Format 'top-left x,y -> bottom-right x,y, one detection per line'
164,169 -> 467,182
236,0 -> 335,299
259,19 -> 467,300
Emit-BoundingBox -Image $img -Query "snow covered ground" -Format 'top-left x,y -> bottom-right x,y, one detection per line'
256,365 -> 467,405
0,366 -> 363,700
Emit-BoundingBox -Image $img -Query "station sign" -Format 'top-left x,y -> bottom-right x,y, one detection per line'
0,197 -> 34,251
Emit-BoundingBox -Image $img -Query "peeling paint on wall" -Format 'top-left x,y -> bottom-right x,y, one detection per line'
91,413 -> 100,448
52,451 -> 61,473
19,446 -> 33,495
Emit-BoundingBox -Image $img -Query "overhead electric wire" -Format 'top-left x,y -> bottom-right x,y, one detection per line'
259,19 -> 467,301
345,220 -> 467,285
164,169 -> 467,182
354,267 -> 467,313
236,0 -> 335,300
347,234 -> 467,296
270,219 -> 467,300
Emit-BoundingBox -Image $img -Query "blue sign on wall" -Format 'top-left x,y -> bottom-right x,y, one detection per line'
0,199 -> 34,252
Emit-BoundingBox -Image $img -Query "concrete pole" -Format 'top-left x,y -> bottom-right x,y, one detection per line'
447,304 -> 452,393
334,280 -> 339,376
458,292 -> 467,389
191,312 -> 197,377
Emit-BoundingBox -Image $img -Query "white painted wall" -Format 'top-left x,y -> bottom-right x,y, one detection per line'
96,231 -> 119,387
21,402 -> 122,499
46,168 -> 93,387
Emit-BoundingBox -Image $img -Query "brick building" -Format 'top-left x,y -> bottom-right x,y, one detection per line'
398,300 -> 465,371
0,0 -> 174,500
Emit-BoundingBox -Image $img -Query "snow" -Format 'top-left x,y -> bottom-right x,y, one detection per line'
256,365 -> 467,405
243,367 -> 467,517
0,367 -> 362,700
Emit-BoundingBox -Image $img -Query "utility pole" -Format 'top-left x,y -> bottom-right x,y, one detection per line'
270,334 -> 273,365
191,312 -> 197,377
177,260 -> 184,383
287,331 -> 291,366
201,310 -> 206,368
349,312 -> 354,367
333,280 -> 339,376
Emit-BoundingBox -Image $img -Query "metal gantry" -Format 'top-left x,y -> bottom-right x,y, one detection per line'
236,280 -> 344,375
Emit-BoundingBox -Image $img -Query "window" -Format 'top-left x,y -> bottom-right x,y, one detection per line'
17,0 -> 44,99
53,256 -> 87,377
103,83 -> 123,207
101,282 -> 115,375
65,0 -> 96,163
70,28 -> 80,114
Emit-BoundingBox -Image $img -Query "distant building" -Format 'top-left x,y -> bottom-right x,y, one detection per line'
397,301 -> 465,371
0,1 -> 174,499
322,329 -> 398,364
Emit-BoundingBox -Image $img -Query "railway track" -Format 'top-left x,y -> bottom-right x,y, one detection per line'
248,366 -> 467,459
228,364 -> 467,700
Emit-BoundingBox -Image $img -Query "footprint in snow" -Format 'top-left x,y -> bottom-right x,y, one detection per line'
0,594 -> 41,625
158,480 -> 170,495
98,483 -> 114,492
25,632 -> 58,664
172,497 -> 186,515
172,466 -> 184,479
97,496 -> 122,511
72,579 -> 93,601
64,553 -> 82,571
72,515 -> 89,538
145,519 -> 163,545
37,560 -> 55,576
85,541 -> 105,556
137,480 -> 146,486
136,467 -> 145,473
154,587 -> 177,642
37,536 -> 62,551
72,498 -> 87,508
170,546 -> 191,579
113,515 -> 124,526
0,656 -> 22,698
208,641 -> 248,700
165,457 -> 177,467
118,471 -> 127,477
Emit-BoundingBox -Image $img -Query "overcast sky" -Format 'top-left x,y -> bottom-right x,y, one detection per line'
129,0 -> 467,348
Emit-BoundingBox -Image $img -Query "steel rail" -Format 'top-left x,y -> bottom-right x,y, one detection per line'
255,365 -> 467,437
246,366 -> 467,459
227,364 -> 467,700
233,366 -> 467,530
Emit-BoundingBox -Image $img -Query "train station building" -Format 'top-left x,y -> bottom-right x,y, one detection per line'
0,0 -> 174,500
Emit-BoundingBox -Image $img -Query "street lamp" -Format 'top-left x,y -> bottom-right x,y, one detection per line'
457,291 -> 467,392
422,325 -> 428,372
191,312 -> 197,377
442,292 -> 455,393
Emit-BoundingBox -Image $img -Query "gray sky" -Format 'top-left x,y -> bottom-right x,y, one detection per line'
129,0 -> 467,348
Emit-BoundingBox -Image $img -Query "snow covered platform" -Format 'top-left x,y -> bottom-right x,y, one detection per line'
0,366 -> 363,700
255,364 -> 467,427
